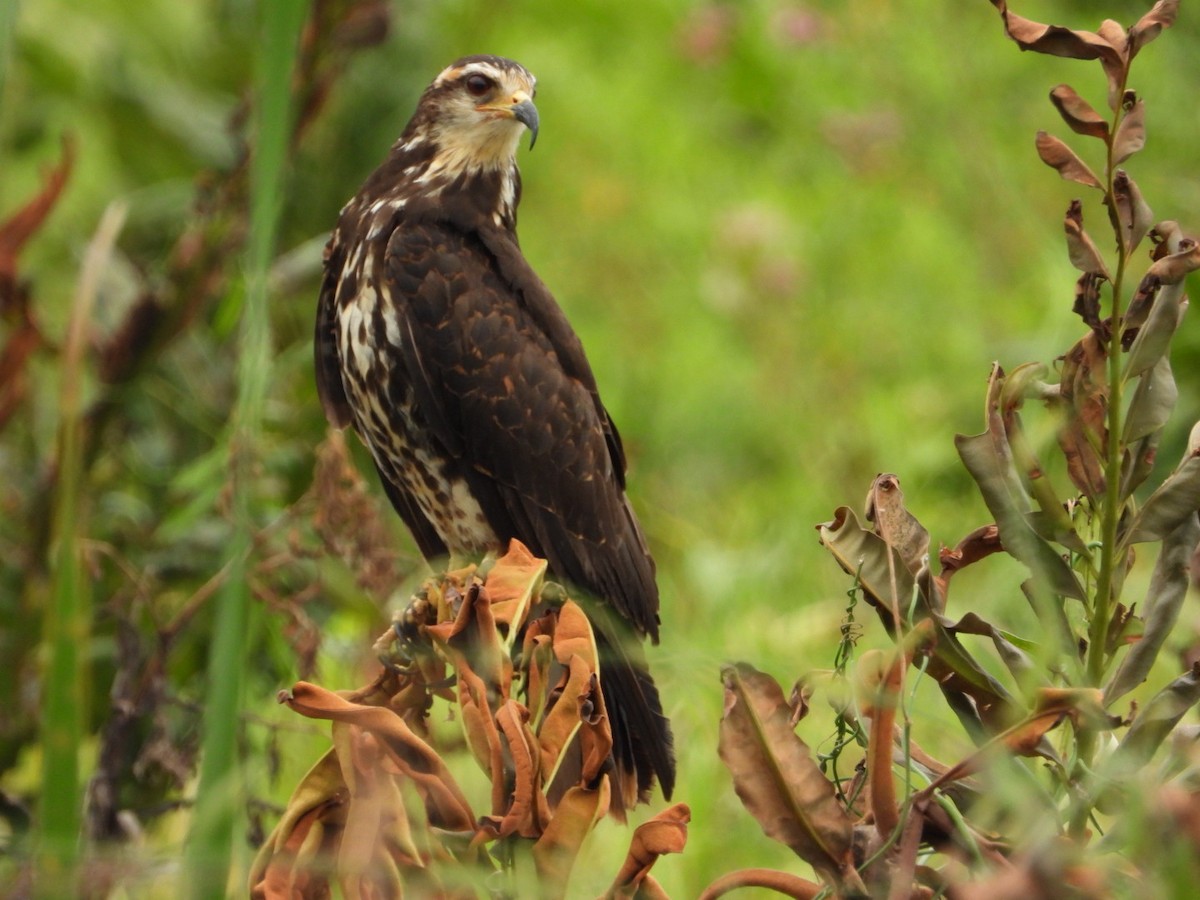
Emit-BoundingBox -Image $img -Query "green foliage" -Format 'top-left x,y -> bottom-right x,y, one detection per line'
2,0 -> 1200,896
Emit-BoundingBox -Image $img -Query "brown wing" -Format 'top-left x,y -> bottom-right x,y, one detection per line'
383,221 -> 661,640
315,234 -> 352,428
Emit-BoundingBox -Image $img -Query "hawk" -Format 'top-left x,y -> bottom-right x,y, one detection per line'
315,55 -> 675,807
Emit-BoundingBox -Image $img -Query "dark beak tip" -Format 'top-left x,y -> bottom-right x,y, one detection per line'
513,99 -> 539,150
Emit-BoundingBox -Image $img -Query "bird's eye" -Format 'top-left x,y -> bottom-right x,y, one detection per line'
465,73 -> 493,97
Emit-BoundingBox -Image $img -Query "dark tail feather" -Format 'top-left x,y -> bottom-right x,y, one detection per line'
596,632 -> 675,815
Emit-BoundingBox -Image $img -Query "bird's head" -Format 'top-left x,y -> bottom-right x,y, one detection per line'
409,56 -> 539,178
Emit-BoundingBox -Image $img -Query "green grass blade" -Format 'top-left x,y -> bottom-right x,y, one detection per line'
38,202 -> 127,896
183,3 -> 307,896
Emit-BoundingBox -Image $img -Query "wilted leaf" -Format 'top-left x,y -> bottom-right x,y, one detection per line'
249,750 -> 346,899
281,681 -> 476,832
821,508 -> 1018,733
1072,272 -> 1104,331
0,136 -> 75,281
1124,452 -> 1200,544
1049,85 -> 1108,139
1112,97 -> 1145,165
989,2 -> 1123,68
939,525 -> 1003,584
817,506 -> 914,626
1064,199 -> 1110,277
1108,664 -> 1200,776
487,700 -> 549,839
1146,236 -> 1200,284
605,803 -> 691,899
1122,355 -> 1177,445
1109,170 -> 1154,254
1107,515 -> 1200,703
864,473 -> 930,576
484,539 -> 548,647
1057,332 -> 1109,500
1130,0 -> 1179,57
533,783 -> 609,897
718,664 -> 856,883
1036,132 -> 1103,189
956,365 -> 1087,601
1003,687 -> 1107,756
856,649 -> 902,838
951,612 -> 1037,685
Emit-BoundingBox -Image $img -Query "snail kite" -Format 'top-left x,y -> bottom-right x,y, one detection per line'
315,55 -> 675,807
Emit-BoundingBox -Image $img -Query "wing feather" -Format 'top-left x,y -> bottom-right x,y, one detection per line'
383,222 -> 659,638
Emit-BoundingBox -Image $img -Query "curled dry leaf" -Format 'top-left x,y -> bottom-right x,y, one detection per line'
1049,85 -> 1108,139
988,1 -> 1123,69
698,868 -> 824,900
1146,236 -> 1200,284
1109,170 -> 1155,254
864,473 -> 930,576
1057,331 -> 1109,500
1112,97 -> 1146,165
1064,199 -> 1110,277
605,802 -> 691,898
282,681 -> 476,832
1035,132 -> 1103,189
532,782 -> 610,897
938,525 -> 1003,584
856,649 -> 903,839
1072,271 -> 1104,332
1130,0 -> 1179,57
718,664 -> 858,887
483,538 -> 547,643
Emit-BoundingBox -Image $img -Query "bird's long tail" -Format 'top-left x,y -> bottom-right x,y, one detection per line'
596,631 -> 675,816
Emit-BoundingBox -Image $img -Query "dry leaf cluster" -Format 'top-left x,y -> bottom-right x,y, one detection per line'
250,540 -> 689,899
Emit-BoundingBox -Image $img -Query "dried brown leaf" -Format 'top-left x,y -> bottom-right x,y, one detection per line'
698,869 -> 823,900
988,1 -> 1123,68
1057,331 -> 1109,499
281,681 -> 476,832
1064,199 -> 1110,277
864,473 -> 930,575
532,783 -> 609,897
1146,236 -> 1200,284
1002,687 -> 1106,756
1072,271 -> 1105,332
1112,97 -> 1146,165
718,664 -> 856,883
938,524 -> 1003,583
1036,132 -> 1103,189
857,649 -> 902,839
484,538 -> 547,640
1049,85 -> 1108,139
1130,0 -> 1179,57
1110,170 -> 1154,254
606,803 -> 691,898
0,136 -> 75,281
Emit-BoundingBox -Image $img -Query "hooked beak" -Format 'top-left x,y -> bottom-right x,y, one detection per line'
480,90 -> 540,149
512,97 -> 539,149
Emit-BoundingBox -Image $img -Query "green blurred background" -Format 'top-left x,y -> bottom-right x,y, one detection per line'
3,0 -> 1200,895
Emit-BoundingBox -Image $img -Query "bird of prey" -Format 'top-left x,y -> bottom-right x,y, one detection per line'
315,55 -> 674,808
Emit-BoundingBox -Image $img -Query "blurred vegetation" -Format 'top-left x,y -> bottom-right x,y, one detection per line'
3,0 -> 1200,896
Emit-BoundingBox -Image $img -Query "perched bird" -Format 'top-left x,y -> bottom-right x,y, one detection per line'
315,55 -> 674,807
